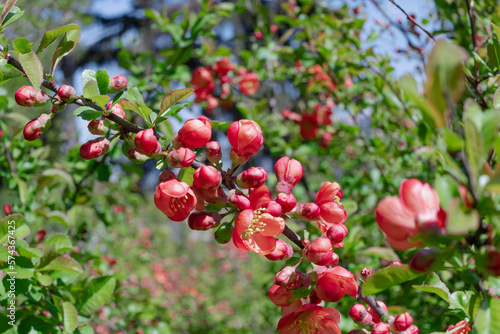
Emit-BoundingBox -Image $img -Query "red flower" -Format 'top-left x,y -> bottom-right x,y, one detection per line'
167,147 -> 196,168
298,113 -> 318,139
314,182 -> 347,233
277,304 -> 341,334
190,67 -> 213,88
227,119 -> 263,161
375,178 -> 446,250
213,57 -> 234,76
154,176 -> 197,222
239,72 -> 260,95
447,320 -> 470,334
232,186 -> 285,255
80,137 -> 110,160
315,266 -> 358,302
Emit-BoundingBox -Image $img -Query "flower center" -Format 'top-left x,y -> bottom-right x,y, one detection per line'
169,194 -> 190,211
242,208 -> 266,239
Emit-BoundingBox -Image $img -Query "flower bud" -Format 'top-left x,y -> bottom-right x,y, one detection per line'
254,31 -> 263,39
265,239 -> 293,261
35,229 -> 46,243
404,325 -> 419,334
409,247 -> 441,273
305,237 -> 335,266
167,147 -> 196,168
236,167 -> 267,188
23,114 -> 51,141
367,301 -> 388,323
205,94 -> 218,113
158,170 -> 177,182
372,323 -> 390,334
347,330 -> 370,334
227,189 -> 251,210
274,157 -> 303,194
88,120 -> 109,135
127,149 -> 149,163
15,86 -> 49,107
172,134 -> 181,149
270,24 -> 278,33
104,101 -> 126,119
205,141 -> 222,163
275,193 -> 297,213
326,224 -> 348,244
80,137 -> 110,160
188,211 -> 221,231
193,165 -> 221,189
275,266 -> 297,287
267,200 -> 282,217
57,84 -> 77,101
293,203 -> 320,221
389,261 -> 403,267
391,313 -> 413,332
108,74 -> 127,93
190,67 -> 213,88
134,128 -> 161,156
213,57 -> 233,76
269,283 -> 296,307
349,304 -> 372,326
178,116 -> 212,149
0,129 -> 3,137
3,203 -> 13,216
361,268 -> 371,279
227,119 -> 263,160
230,149 -> 249,165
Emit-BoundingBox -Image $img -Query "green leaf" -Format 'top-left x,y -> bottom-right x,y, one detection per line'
78,276 -> 116,317
36,24 -> 80,54
38,255 -> 83,273
40,168 -> 76,193
401,74 -> 444,127
449,290 -> 473,316
159,88 -> 194,116
360,247 -> 400,262
494,88 -> 500,109
446,199 -> 480,235
18,247 -> 43,258
46,210 -> 69,228
73,106 -> 104,121
0,214 -> 29,245
90,95 -> 110,111
62,302 -> 78,333
0,0 -> 18,26
486,171 -> 500,193
16,177 -> 28,204
2,256 -> 34,279
178,166 -> 195,186
51,30 -> 81,74
1,5 -> 23,28
43,234 -> 74,254
83,81 -> 99,99
492,23 -> 500,40
13,37 -> 32,54
35,272 -> 53,286
362,264 -> 423,296
96,69 -> 109,95
127,86 -> 145,105
413,272 -> 451,303
464,106 -> 484,185
18,51 -> 43,90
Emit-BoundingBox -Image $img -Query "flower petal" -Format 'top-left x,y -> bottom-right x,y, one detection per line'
375,196 -> 417,240
245,233 -> 277,255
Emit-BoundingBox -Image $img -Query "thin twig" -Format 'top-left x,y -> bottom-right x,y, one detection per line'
283,225 -> 304,249
358,291 -> 388,320
387,0 -> 436,41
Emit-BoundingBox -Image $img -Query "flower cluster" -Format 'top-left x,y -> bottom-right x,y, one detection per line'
190,58 -> 260,113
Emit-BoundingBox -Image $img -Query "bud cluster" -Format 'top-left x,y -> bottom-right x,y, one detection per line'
190,59 -> 260,113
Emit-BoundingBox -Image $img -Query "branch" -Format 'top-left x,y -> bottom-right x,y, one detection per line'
387,0 -> 436,41
283,225 -> 304,249
358,291 -> 388,320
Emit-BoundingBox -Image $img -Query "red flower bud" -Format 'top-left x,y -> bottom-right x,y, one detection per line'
190,67 -> 213,88
171,134 -> 181,149
188,211 -> 221,231
23,114 -> 51,141
205,94 -> 219,113
347,330 -> 370,334
274,157 -> 303,194
349,304 -> 372,326
227,119 -> 263,160
134,128 -> 161,155
293,203 -> 321,221
404,325 -> 420,334
367,301 -> 388,323
389,261 -> 403,267
275,193 -> 297,213
15,86 -> 49,107
275,266 -> 297,287
361,267 -> 371,278
88,120 -> 109,135
104,102 -> 126,119
35,229 -> 46,243
154,177 -> 197,222
213,57 -> 234,76
108,74 -> 127,93
236,167 -> 267,188
0,129 -> 3,137
3,203 -> 13,216
326,224 -> 348,244
372,323 -> 390,334
205,141 -> 222,163
193,165 -> 221,189
178,116 -> 212,149
268,283 -> 296,307
305,237 -> 336,266
254,31 -> 264,39
79,137 -> 110,160
57,85 -> 77,101
227,189 -> 251,210
458,185 -> 474,209
265,239 -> 293,261
267,200 -> 283,217
409,247 -> 440,273
167,147 -> 196,168
270,24 -> 278,33
391,313 -> 413,332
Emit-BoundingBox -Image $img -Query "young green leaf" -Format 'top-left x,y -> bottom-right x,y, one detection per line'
13,37 -> 32,54
51,30 -> 81,74
36,24 -> 80,54
78,276 -> 116,317
73,106 -> 103,121
362,264 -> 423,296
0,5 -> 23,28
96,69 -> 109,95
0,0 -> 18,27
159,88 -> 194,116
18,51 -> 43,90
62,302 -> 78,334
